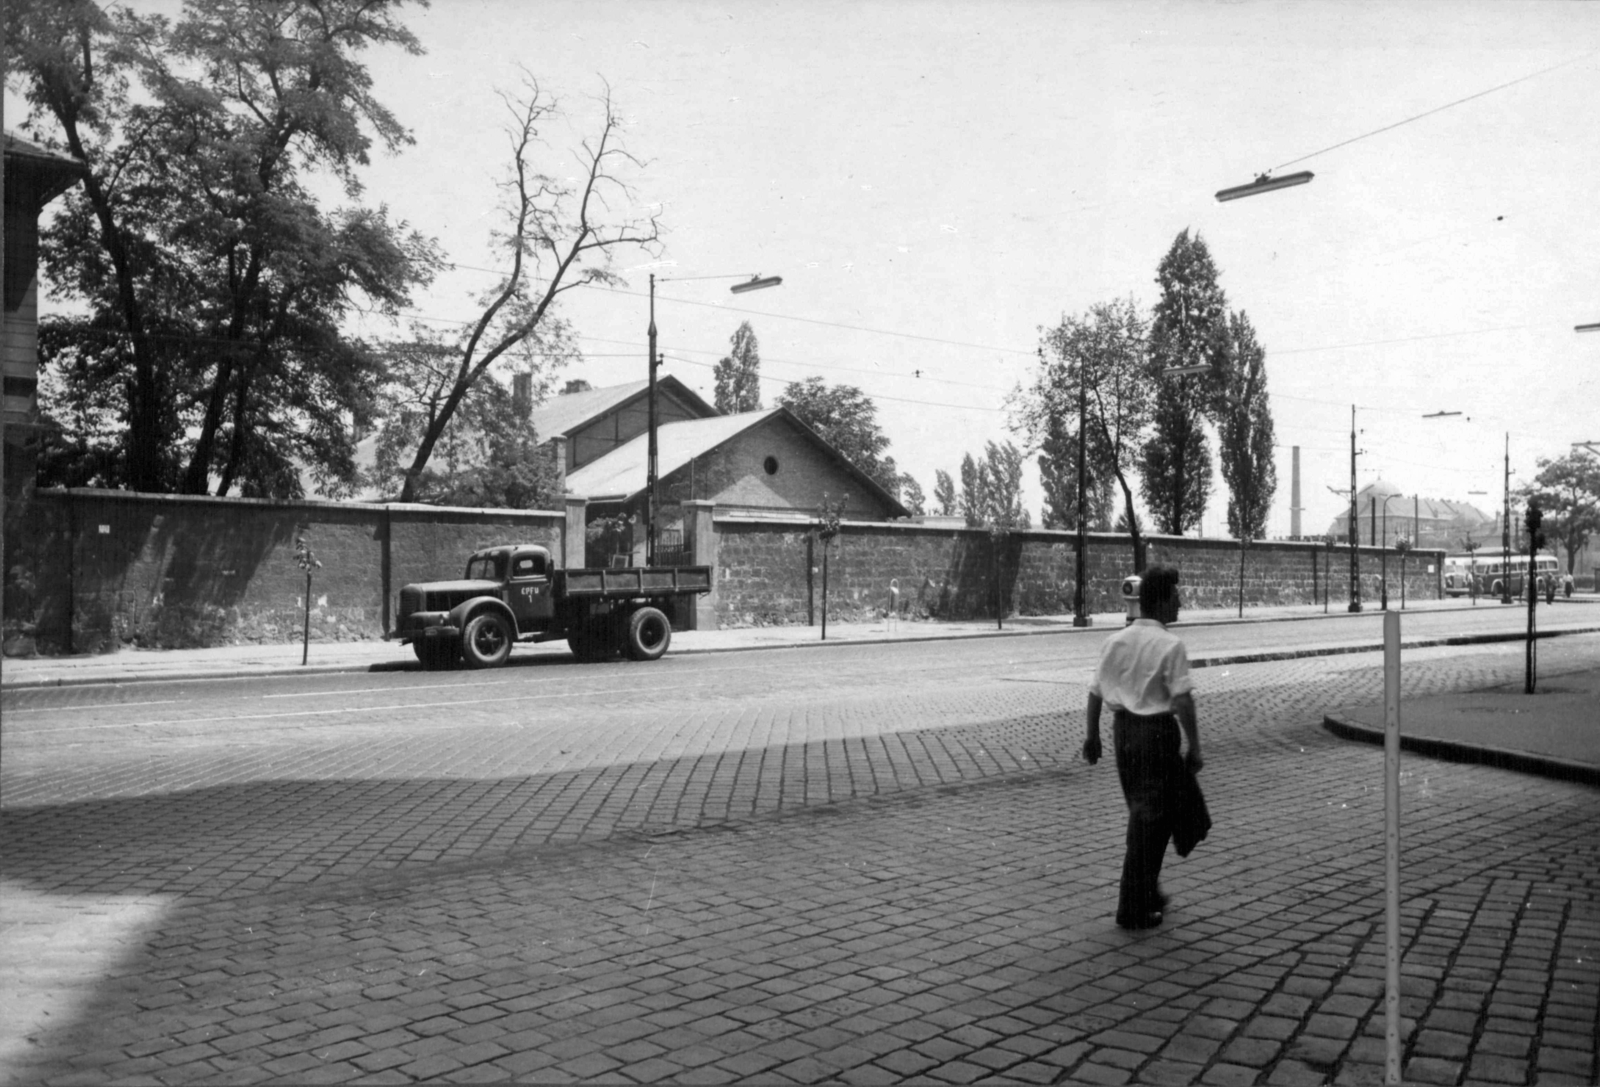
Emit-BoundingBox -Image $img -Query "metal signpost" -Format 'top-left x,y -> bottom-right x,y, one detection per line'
1383,610 -> 1403,1085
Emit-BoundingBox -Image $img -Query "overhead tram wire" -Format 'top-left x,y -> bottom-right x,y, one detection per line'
659,354 -> 1009,414
354,264 -> 1592,423
1267,49 -> 1600,174
580,281 -> 1038,357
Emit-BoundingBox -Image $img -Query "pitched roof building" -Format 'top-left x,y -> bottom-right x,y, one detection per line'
566,406 -> 907,522
526,375 -> 716,478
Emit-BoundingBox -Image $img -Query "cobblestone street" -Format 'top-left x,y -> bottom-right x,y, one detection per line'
2,634 -> 1597,1085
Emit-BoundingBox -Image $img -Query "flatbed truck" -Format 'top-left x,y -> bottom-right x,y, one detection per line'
394,543 -> 712,668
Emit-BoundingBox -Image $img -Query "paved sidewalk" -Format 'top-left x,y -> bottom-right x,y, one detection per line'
1325,662 -> 1600,784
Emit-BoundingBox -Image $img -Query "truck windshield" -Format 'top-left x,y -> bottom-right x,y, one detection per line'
466,554 -> 505,581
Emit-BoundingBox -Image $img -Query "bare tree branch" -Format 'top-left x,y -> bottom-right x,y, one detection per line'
397,77 -> 662,502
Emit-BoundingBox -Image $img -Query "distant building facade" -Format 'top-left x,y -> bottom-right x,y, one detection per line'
1324,479 -> 1495,552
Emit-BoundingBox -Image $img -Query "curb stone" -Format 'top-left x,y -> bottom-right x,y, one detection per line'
1321,711 -> 1600,786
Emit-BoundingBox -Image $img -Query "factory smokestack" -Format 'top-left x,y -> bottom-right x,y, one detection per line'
1291,446 -> 1302,538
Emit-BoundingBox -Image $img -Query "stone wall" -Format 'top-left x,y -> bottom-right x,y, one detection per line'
4,489 -> 564,654
710,515 -> 1444,627
3,490 -> 1448,653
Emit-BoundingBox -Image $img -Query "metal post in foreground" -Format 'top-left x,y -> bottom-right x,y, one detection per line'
1383,609 -> 1403,1085
1348,406 -> 1362,612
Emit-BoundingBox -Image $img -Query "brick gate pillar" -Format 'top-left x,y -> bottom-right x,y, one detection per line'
562,495 -> 587,569
685,499 -> 717,631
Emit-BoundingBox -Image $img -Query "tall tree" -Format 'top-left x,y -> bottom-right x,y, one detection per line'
1014,298 -> 1154,570
1215,310 -> 1277,539
981,440 -> 1030,529
776,376 -> 898,492
1143,229 -> 1228,534
1037,413 -> 1114,530
933,469 -> 957,516
958,452 -> 989,527
394,73 -> 661,502
1141,389 -> 1213,535
1518,450 -> 1600,575
898,474 -> 926,517
11,0 -> 438,496
713,321 -> 762,413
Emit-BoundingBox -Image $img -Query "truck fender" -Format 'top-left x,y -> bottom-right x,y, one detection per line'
449,597 -> 518,634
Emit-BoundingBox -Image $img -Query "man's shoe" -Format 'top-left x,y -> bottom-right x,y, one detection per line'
1116,910 -> 1163,931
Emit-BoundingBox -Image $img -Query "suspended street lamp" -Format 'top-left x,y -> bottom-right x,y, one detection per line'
1575,322 -> 1600,332
730,274 -> 783,294
1214,170 -> 1314,203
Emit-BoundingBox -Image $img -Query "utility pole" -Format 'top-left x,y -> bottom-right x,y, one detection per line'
1501,433 -> 1511,605
1349,405 -> 1362,612
1072,370 -> 1090,627
646,274 -> 659,566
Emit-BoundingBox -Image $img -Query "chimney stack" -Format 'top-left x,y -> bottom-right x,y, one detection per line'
1290,446 -> 1302,538
512,373 -> 533,420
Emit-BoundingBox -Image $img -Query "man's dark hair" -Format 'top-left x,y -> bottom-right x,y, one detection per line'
1139,565 -> 1180,614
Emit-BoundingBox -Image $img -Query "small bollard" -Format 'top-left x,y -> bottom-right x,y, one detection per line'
886,578 -> 901,632
1121,575 -> 1142,625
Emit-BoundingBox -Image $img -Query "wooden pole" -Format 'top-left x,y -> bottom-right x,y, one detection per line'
302,570 -> 312,666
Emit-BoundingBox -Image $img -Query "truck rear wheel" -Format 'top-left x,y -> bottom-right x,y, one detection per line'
624,606 -> 671,661
462,613 -> 513,669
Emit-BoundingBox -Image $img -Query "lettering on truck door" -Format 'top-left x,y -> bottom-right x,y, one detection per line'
508,550 -> 554,631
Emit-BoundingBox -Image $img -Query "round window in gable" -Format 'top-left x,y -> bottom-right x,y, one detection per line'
763,455 -> 779,476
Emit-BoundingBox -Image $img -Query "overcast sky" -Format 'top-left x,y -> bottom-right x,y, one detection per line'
17,1 -> 1600,537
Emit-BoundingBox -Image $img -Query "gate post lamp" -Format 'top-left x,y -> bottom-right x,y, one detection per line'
646,273 -> 782,565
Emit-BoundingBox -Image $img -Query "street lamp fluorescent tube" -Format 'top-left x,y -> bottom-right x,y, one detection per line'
1576,322 -> 1600,332
1422,411 -> 1462,418
730,275 -> 783,294
1215,170 -> 1315,203
1161,364 -> 1212,377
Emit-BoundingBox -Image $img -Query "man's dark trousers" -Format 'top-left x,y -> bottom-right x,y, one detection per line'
1112,710 -> 1181,925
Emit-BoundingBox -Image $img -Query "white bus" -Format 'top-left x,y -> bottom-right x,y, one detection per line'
1445,551 -> 1560,601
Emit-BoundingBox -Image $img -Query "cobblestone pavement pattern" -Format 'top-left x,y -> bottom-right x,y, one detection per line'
1,633 -> 1596,1085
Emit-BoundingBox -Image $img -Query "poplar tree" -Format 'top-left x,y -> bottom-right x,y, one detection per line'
1038,408 -> 1115,530
1141,229 -> 1226,534
1216,310 -> 1277,538
713,322 -> 762,413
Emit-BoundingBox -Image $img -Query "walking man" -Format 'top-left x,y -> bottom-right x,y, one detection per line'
1082,565 -> 1203,930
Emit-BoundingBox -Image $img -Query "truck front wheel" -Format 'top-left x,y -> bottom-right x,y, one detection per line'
462,613 -> 513,669
625,606 -> 671,661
